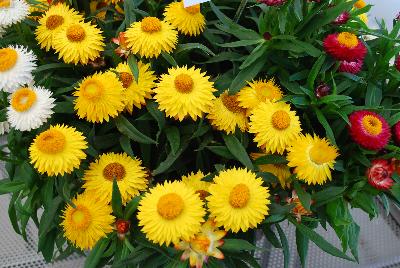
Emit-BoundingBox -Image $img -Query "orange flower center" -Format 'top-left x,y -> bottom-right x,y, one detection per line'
103,162 -> 126,181
120,72 -> 134,88
71,205 -> 92,230
157,193 -> 184,220
36,129 -> 66,154
221,94 -> 246,114
0,48 -> 18,72
229,183 -> 250,208
66,24 -> 86,42
46,15 -> 64,30
141,17 -> 162,33
271,110 -> 290,130
309,145 -> 330,165
175,74 -> 194,93
192,234 -> 211,253
0,0 -> 10,8
362,115 -> 382,136
11,88 -> 37,112
185,4 -> 200,14
82,80 -> 104,100
337,32 -> 358,49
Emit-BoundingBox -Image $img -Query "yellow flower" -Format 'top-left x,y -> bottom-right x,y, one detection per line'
249,101 -> 302,154
83,153 -> 148,204
207,91 -> 248,134
207,168 -> 270,233
164,1 -> 205,36
35,3 -> 83,51
287,134 -> 339,185
181,171 -> 211,200
29,0 -> 49,20
359,13 -> 368,24
61,193 -> 114,250
251,152 -> 291,189
74,72 -> 125,123
137,181 -> 206,246
354,0 -> 366,9
113,61 -> 156,113
29,125 -> 87,176
154,66 -> 216,121
53,20 -> 105,65
237,79 -> 283,111
125,17 -> 178,58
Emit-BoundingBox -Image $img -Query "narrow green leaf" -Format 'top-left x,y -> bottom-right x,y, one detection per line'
119,136 -> 135,157
206,146 -> 236,160
0,179 -> 25,194
239,43 -> 268,70
276,224 -> 290,268
128,55 -> 139,82
84,238 -> 110,268
115,115 -> 156,144
293,181 -> 311,211
112,179 -> 123,218
175,43 -> 215,56
312,186 -> 346,207
165,126 -> 180,155
230,56 -> 267,93
307,55 -> 326,90
161,51 -> 177,67
222,134 -> 253,169
365,83 -> 382,106
124,195 -> 142,219
253,154 -> 288,165
221,239 -> 260,252
217,39 -> 262,48
314,108 -> 336,145
263,225 -> 282,248
296,229 -> 309,267
38,196 -> 63,238
152,139 -> 189,176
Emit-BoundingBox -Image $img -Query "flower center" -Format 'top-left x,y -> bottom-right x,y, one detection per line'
271,110 -> 290,130
141,17 -> 162,33
221,94 -> 246,114
309,144 -> 333,165
0,0 -> 10,8
103,162 -> 126,181
71,205 -> 91,230
36,129 -> 66,154
82,80 -> 104,100
11,88 -> 37,112
0,48 -> 18,72
66,24 -> 86,42
120,72 -> 134,88
46,15 -> 64,30
229,183 -> 250,208
362,115 -> 382,136
337,32 -> 358,49
157,193 -> 184,220
192,234 -> 211,253
175,74 -> 194,93
185,4 -> 200,14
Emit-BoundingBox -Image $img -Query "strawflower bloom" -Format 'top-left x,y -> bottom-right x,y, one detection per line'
366,159 -> 395,190
393,121 -> 400,145
164,1 -> 206,36
339,59 -> 363,74
323,32 -> 367,61
0,0 -> 29,27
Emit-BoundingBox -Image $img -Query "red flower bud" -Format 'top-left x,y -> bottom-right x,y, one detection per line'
116,219 -> 130,234
263,32 -> 272,41
366,159 -> 395,190
315,83 -> 331,98
395,56 -> 400,72
258,0 -> 286,6
333,11 -> 350,25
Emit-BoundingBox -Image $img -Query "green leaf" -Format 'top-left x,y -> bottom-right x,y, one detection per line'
293,181 -> 311,211
147,101 -> 166,133
206,146 -> 236,160
0,179 -> 25,194
165,126 -> 180,155
314,108 -> 336,145
33,63 -> 71,73
217,39 -> 262,48
152,138 -> 189,176
229,56 -> 267,93
253,154 -> 288,165
351,192 -> 377,218
365,83 -> 382,107
112,179 -> 123,218
240,43 -> 268,70
119,136 -> 135,157
124,195 -> 141,219
262,225 -> 282,248
115,115 -> 156,144
84,238 -> 110,268
161,51 -> 177,67
276,224 -> 290,268
53,101 -> 75,114
296,229 -> 309,268
38,196 -> 63,238
114,248 -> 155,267
39,229 -> 56,262
312,186 -> 346,207
307,55 -> 326,91
222,134 -> 253,169
175,43 -> 215,56
221,239 -> 259,252
127,55 -> 139,82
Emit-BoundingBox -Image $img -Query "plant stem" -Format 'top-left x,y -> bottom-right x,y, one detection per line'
234,0 -> 248,23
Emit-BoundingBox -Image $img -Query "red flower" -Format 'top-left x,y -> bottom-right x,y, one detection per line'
258,0 -> 286,6
348,110 -> 391,150
323,32 -> 367,61
112,32 -> 130,58
366,159 -> 394,190
393,121 -> 400,145
395,56 -> 400,72
339,58 -> 363,74
333,11 -> 350,25
116,219 -> 130,234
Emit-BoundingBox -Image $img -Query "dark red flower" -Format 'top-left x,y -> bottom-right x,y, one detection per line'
263,32 -> 272,41
116,219 -> 130,234
393,121 -> 400,145
323,32 -> 367,61
366,159 -> 395,190
333,11 -> 350,25
315,83 -> 331,98
395,56 -> 400,72
339,58 -> 363,74
258,0 -> 286,6
348,110 -> 391,151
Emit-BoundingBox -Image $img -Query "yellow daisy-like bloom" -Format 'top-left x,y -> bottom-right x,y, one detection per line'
137,181 -> 206,246
61,193 -> 115,250
237,79 -> 283,111
74,72 -> 125,123
207,91 -> 248,134
249,101 -> 302,154
53,20 -> 105,65
164,1 -> 205,36
251,152 -> 291,189
35,3 -> 83,51
181,171 -> 211,200
29,125 -> 87,176
83,153 -> 148,204
354,0 -> 366,9
113,62 -> 156,113
207,168 -> 270,232
287,134 -> 339,185
154,66 -> 216,121
125,16 -> 178,58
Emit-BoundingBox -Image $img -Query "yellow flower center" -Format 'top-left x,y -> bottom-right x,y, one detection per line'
175,74 -> 194,93
362,115 -> 382,136
46,15 -> 64,30
157,193 -> 184,220
229,183 -> 250,208
120,72 -> 133,88
354,0 -> 366,9
36,129 -> 66,154
185,4 -> 200,14
82,80 -> 104,100
66,24 -> 86,42
0,0 -> 10,8
71,205 -> 91,230
103,162 -> 126,181
192,234 -> 211,253
337,32 -> 358,49
271,110 -> 291,130
141,17 -> 162,33
11,88 -> 37,112
0,48 -> 18,72
221,94 -> 246,114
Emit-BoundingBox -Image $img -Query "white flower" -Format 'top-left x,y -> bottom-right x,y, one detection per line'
0,45 -> 37,93
0,0 -> 29,27
0,121 -> 10,135
7,86 -> 55,131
